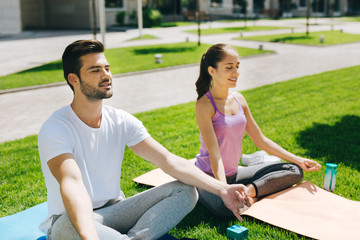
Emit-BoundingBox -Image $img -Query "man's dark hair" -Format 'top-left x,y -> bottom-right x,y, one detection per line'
62,40 -> 104,91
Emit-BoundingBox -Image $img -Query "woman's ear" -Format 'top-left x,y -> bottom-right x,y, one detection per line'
208,66 -> 215,78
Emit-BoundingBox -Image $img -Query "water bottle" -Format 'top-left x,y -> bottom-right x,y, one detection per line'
323,163 -> 338,191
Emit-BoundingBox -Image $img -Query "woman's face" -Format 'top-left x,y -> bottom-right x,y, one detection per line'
208,48 -> 240,90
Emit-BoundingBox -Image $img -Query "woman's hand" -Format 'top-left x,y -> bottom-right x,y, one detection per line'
298,158 -> 321,172
219,184 -> 251,221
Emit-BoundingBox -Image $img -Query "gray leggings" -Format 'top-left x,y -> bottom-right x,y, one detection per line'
48,181 -> 198,240
197,163 -> 303,217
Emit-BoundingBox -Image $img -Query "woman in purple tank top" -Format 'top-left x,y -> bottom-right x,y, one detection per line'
194,43 -> 321,217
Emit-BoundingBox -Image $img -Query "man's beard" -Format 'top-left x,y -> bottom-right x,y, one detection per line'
79,77 -> 113,101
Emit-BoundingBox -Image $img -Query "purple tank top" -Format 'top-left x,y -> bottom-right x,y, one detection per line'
195,91 -> 247,177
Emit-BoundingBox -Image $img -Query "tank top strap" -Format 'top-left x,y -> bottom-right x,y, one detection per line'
231,92 -> 241,107
205,91 -> 219,112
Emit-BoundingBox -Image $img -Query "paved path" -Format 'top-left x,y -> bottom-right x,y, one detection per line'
1,18 -> 360,143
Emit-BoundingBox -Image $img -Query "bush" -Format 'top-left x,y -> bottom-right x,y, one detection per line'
116,11 -> 126,26
142,7 -> 163,27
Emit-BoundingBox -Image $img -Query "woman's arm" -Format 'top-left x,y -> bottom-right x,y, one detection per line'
235,92 -> 321,172
130,137 -> 250,221
195,97 -> 227,183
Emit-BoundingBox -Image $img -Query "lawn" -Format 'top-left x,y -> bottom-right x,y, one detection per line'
1,65 -> 359,239
0,42 -> 271,91
340,16 -> 360,22
185,26 -> 288,35
237,30 -> 360,45
127,34 -> 158,41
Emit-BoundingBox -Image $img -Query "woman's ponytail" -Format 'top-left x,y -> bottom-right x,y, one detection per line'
195,53 -> 212,100
195,43 -> 230,100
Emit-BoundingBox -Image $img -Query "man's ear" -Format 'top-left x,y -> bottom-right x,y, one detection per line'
67,73 -> 79,87
208,66 -> 215,77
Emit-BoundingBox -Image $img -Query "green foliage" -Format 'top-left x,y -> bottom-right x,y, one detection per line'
1,65 -> 359,239
142,7 -> 163,28
116,11 -> 126,26
0,42 -> 271,91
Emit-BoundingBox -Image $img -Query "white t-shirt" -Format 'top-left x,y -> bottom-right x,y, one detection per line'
38,104 -> 150,233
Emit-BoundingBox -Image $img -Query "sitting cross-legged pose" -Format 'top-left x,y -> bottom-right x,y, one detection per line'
194,43 -> 321,216
38,40 -> 252,240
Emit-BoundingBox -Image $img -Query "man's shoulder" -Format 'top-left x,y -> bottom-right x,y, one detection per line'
39,105 -> 72,135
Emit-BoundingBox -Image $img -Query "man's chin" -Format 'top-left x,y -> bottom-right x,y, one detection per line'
104,91 -> 113,99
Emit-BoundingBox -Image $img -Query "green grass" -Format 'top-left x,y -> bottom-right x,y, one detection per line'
0,42 -> 271,91
340,16 -> 360,22
1,65 -> 360,239
185,26 -> 288,35
127,34 -> 158,41
238,30 -> 360,45
160,21 -> 196,27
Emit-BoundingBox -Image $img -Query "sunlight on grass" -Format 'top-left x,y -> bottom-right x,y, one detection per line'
238,30 -> 360,45
127,34 -> 158,41
185,26 -> 288,35
1,65 -> 359,239
0,42 -> 271,91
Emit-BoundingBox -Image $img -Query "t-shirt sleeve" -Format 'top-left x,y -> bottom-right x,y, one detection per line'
38,119 -> 74,163
122,112 -> 150,147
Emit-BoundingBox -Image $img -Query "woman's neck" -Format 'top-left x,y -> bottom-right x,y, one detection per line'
209,87 -> 229,99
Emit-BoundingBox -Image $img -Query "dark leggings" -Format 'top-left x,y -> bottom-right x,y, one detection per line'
197,163 -> 303,217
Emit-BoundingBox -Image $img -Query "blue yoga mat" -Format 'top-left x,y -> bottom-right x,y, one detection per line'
0,202 -> 47,240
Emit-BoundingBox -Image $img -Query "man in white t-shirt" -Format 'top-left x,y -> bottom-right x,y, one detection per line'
38,40 -> 251,240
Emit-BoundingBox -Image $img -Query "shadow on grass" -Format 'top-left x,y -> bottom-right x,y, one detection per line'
297,115 -> 360,170
16,61 -> 62,74
271,36 -> 312,42
133,46 -> 198,55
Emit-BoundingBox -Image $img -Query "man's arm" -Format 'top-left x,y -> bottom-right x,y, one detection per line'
130,137 -> 250,220
48,153 -> 99,240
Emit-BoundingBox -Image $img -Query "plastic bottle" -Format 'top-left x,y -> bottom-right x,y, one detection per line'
323,163 -> 338,191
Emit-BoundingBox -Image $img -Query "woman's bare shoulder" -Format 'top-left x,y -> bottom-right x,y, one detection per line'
196,95 -> 214,116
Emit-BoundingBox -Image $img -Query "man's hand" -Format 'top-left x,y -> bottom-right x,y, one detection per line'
219,184 -> 251,221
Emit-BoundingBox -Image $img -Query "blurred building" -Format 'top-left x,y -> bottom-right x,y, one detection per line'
0,0 -> 358,35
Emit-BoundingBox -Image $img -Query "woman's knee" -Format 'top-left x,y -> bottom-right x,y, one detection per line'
289,163 -> 304,183
197,189 -> 233,217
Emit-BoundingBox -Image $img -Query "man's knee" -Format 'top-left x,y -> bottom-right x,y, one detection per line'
172,181 -> 198,209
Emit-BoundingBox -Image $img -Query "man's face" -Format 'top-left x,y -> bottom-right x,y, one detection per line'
77,52 -> 113,101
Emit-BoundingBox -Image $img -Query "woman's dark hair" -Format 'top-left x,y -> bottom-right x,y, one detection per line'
62,40 -> 104,91
195,43 -> 232,100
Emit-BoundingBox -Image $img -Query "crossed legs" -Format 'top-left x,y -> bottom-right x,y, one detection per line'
197,163 -> 303,217
49,181 -> 198,240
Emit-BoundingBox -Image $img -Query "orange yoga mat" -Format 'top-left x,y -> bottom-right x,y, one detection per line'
242,181 -> 360,240
134,168 -> 360,240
